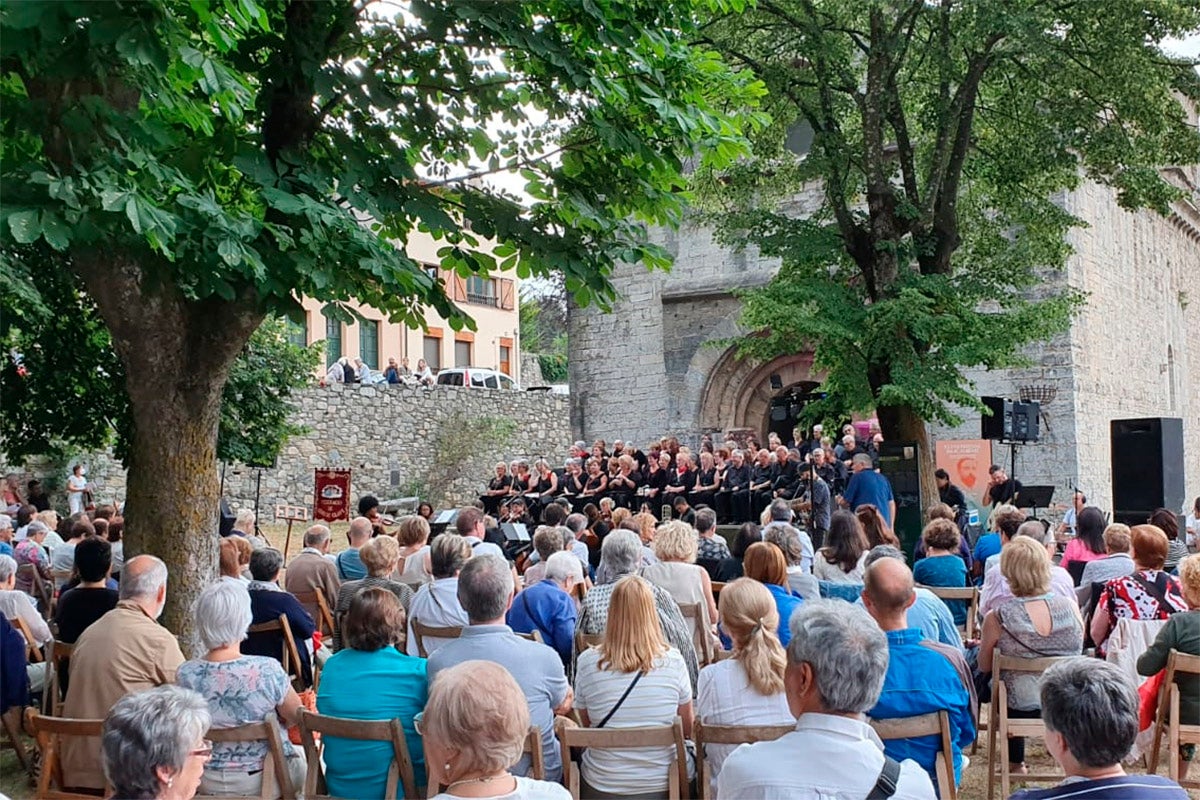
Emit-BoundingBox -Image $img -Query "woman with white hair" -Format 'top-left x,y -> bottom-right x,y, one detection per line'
642,520 -> 719,654
176,580 -> 306,797
423,660 -> 569,799
102,684 -> 213,800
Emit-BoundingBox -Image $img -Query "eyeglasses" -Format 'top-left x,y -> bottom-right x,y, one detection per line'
190,740 -> 214,759
412,712 -> 424,737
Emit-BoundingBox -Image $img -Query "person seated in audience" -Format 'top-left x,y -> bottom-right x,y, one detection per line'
763,522 -> 820,600
50,515 -> 93,590
14,520 -> 52,596
979,505 -> 1028,575
318,587 -> 428,796
0,554 -> 49,695
761,499 -> 814,573
912,518 -> 970,626
334,535 -> 414,650
860,546 -> 964,651
977,537 -> 1084,776
283,524 -> 341,621
969,504 -> 1019,583
814,509 -> 870,584
1080,524 -> 1135,589
740,542 -> 803,647
395,514 -> 433,586
456,506 -> 507,560
336,516 -> 373,581
53,536 -> 119,645
578,529 -> 699,686
980,520 -> 1078,619
1059,506 -> 1108,579
1010,658 -> 1189,799
694,507 -> 730,568
855,503 -> 899,549
105,516 -> 125,575
406,533 -> 472,657
63,555 -> 185,791
1091,524 -> 1187,656
573,575 -> 695,798
427,554 -> 572,783
0,515 -> 14,558
242,548 -> 318,689
1137,553 -> 1200,782
863,558 -> 975,794
696,578 -> 794,797
218,538 -> 248,583
1150,507 -> 1190,573
718,600 -> 935,798
912,503 -> 973,569
507,551 -> 582,667
713,522 -> 761,582
424,660 -> 570,800
643,520 -> 719,655
178,580 -> 306,796
228,509 -> 267,550
101,685 -> 213,800
522,526 -> 568,586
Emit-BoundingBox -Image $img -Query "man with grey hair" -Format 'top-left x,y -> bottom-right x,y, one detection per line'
1009,658 -> 1188,799
694,507 -> 730,564
507,550 -> 581,666
861,546 -> 963,649
719,601 -> 935,798
335,516 -> 373,580
62,555 -> 184,790
284,523 -> 341,622
427,554 -> 572,782
763,498 -> 814,574
841,452 -> 897,527
979,519 -> 1076,618
406,533 -> 472,656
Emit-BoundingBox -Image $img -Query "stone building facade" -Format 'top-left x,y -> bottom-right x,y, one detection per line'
2,384 -> 570,516
568,170 -> 1200,516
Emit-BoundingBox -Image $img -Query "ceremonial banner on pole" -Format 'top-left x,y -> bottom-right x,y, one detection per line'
313,468 -> 352,522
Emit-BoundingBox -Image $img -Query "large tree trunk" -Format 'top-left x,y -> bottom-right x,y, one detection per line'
74,252 -> 264,649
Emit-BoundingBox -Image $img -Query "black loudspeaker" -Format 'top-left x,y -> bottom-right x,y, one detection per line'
1111,418 -> 1184,524
1012,401 -> 1040,443
981,396 -> 1039,442
218,498 -> 235,537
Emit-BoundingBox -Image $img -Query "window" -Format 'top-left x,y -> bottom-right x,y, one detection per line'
322,307 -> 342,366
286,314 -> 308,348
424,264 -> 439,282
359,320 -> 379,370
499,344 -> 512,376
484,374 -> 499,389
454,339 -> 472,367
498,375 -> 515,391
465,275 -> 498,306
423,336 -> 441,370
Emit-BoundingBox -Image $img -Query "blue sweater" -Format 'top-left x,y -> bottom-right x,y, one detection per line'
244,588 -> 317,688
506,579 -> 577,667
870,628 -> 975,793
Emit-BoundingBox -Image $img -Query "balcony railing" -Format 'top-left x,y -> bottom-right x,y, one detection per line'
466,292 -> 499,307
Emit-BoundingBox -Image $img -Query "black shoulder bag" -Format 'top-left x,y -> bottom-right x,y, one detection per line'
595,670 -> 645,728
865,756 -> 902,800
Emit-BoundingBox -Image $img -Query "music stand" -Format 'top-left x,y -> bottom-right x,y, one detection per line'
273,504 -> 310,560
1018,485 -> 1055,517
500,523 -> 530,543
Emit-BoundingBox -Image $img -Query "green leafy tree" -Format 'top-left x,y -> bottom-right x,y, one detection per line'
696,0 -> 1200,503
1,0 -> 762,633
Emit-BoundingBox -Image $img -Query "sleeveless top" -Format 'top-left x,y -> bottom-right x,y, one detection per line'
995,595 -> 1083,710
641,561 -> 715,655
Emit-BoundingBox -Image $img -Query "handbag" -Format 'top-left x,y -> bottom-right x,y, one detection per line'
596,670 -> 645,728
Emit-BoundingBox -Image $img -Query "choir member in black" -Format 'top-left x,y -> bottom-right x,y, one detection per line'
528,459 -> 559,519
509,461 -> 532,497
691,451 -> 720,511
480,462 -> 512,517
813,447 -> 846,495
770,447 -> 801,500
606,454 -> 642,509
643,452 -> 670,507
576,458 -> 608,513
749,449 -> 777,520
610,440 -> 626,458
561,458 -> 586,502
718,449 -> 752,524
663,452 -> 697,511
591,439 -> 608,461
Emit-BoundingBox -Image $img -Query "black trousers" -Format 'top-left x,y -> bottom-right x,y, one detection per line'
690,490 -> 715,512
730,490 -> 751,524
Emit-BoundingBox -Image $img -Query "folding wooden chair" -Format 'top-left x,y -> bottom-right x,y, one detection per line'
1,705 -> 31,775
677,601 -> 716,667
918,585 -> 979,640
297,709 -> 417,800
195,715 -> 296,800
292,588 -> 336,638
987,654 -> 1072,800
411,621 -> 463,658
24,709 -> 108,799
45,640 -> 73,715
573,629 -> 604,654
694,719 -> 793,800
8,613 -> 44,664
515,629 -> 545,645
17,563 -> 52,620
246,614 -> 306,692
555,716 -> 689,800
869,711 -> 958,800
1149,649 -> 1200,788
425,724 -> 544,798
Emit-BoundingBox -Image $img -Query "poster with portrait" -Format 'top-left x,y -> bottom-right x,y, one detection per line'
313,468 -> 352,522
935,440 -> 992,511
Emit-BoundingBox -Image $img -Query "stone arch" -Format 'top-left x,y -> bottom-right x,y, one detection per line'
697,347 -> 821,439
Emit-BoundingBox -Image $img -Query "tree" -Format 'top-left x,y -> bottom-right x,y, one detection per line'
519,278 -> 569,383
1,0 -> 762,635
696,0 -> 1200,505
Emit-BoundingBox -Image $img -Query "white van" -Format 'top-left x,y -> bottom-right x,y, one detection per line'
435,367 -> 519,390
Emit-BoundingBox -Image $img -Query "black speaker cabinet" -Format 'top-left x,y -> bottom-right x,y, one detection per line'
1111,418 -> 1184,522
981,396 -> 1012,440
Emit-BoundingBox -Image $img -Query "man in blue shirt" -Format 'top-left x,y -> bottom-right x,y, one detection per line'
841,453 -> 896,526
863,557 -> 976,795
335,516 -> 371,580
506,551 -> 581,667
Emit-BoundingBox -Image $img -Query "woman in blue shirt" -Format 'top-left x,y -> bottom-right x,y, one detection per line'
913,518 -> 970,625
317,587 -> 428,797
740,542 -> 803,645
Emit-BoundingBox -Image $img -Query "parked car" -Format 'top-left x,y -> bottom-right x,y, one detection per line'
435,367 -> 519,390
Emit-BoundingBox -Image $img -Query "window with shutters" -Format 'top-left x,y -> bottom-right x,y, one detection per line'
454,339 -> 472,367
423,336 -> 441,370
359,320 -> 379,370
322,306 -> 341,366
466,275 -> 498,306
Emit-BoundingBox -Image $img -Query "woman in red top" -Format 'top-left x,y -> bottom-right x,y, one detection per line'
1091,524 -> 1187,655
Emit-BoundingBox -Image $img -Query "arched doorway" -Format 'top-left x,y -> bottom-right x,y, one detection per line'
697,348 -> 824,440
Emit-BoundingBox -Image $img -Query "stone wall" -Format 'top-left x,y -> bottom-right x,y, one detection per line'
1,384 -> 571,516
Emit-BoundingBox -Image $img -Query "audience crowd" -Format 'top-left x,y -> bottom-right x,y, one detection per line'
0,457 -> 1197,800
